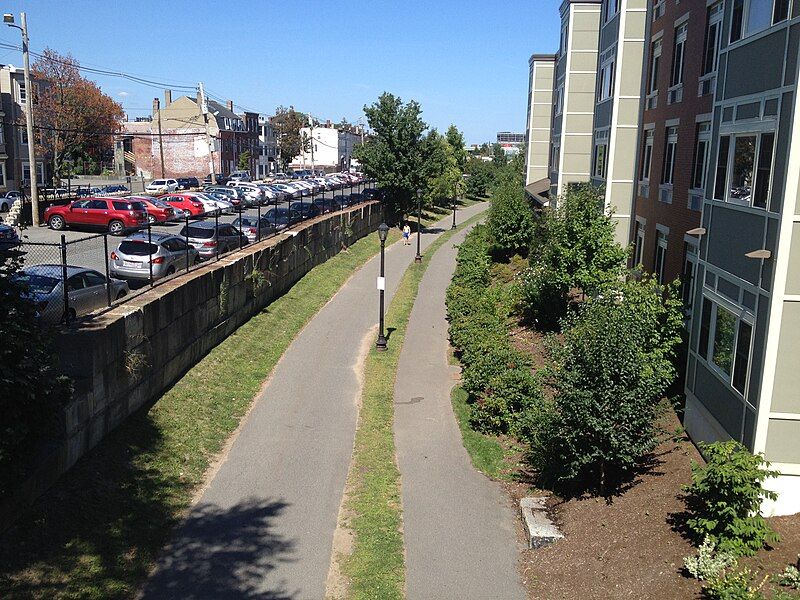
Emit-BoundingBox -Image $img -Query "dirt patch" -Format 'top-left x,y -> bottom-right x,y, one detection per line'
508,324 -> 550,371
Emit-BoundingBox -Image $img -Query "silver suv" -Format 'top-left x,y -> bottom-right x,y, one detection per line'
179,221 -> 247,260
110,232 -> 200,280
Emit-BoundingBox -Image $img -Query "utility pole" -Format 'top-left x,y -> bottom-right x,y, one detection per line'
155,97 -> 166,178
199,82 -> 216,183
308,115 -> 315,176
5,12 -> 40,226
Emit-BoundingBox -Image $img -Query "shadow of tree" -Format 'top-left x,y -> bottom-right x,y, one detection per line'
141,498 -> 295,600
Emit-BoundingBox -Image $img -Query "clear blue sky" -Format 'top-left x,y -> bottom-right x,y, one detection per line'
1,0 -> 561,144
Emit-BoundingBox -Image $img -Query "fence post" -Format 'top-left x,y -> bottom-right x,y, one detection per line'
215,210 -> 220,261
60,234 -> 69,324
185,213 -> 190,271
103,234 -> 112,307
274,193 -> 278,237
147,219 -> 153,285
238,205 -> 243,250
257,201 -> 261,242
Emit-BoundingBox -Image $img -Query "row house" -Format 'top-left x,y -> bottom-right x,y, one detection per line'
257,116 -> 278,178
523,0 -> 800,514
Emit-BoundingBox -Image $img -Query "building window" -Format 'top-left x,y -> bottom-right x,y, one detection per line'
715,131 -> 775,208
634,221 -> 645,266
653,0 -> 665,20
605,0 -> 619,23
648,39 -> 662,95
662,127 -> 677,185
697,295 -> 753,395
654,229 -> 668,283
682,241 -> 699,311
0,122 -> 4,145
594,143 -> 608,179
17,80 -> 26,104
692,122 -> 712,190
599,56 -> 615,101
641,129 -> 654,182
22,162 -> 45,183
551,142 -> 560,173
671,24 -> 687,88
731,0 -> 786,43
0,163 -> 6,187
560,22 -> 568,54
554,83 -> 564,115
20,128 -> 28,146
703,3 -> 724,75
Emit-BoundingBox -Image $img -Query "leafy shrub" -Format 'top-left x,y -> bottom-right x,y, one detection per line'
703,568 -> 767,600
684,537 -> 738,581
779,557 -> 800,590
486,173 -> 535,257
684,440 -> 780,556
461,343 -> 529,399
472,367 -> 544,435
525,275 -> 683,494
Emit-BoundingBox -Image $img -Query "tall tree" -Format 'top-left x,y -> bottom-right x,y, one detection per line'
445,124 -> 468,173
353,92 -> 427,218
424,129 -> 464,205
492,143 -> 508,167
272,106 -> 309,170
31,48 -> 124,184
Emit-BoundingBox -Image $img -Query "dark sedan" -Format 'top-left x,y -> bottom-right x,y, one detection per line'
289,201 -> 320,220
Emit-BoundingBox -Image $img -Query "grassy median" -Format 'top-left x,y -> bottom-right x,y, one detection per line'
0,228 -> 401,600
340,211 -> 486,600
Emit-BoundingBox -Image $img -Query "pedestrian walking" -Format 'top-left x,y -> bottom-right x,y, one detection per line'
402,222 -> 411,245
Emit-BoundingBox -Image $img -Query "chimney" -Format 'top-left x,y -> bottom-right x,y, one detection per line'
227,100 -> 234,112
164,89 -> 172,105
152,97 -> 160,116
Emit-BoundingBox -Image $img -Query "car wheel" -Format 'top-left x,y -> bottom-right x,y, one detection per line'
148,214 -> 156,225
108,220 -> 125,236
193,257 -> 201,266
67,308 -> 77,321
0,201 -> 8,212
116,290 -> 127,300
49,215 -> 65,230
166,265 -> 175,275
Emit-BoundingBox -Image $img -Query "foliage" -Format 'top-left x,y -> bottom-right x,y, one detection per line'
237,149 -> 252,171
354,92 -> 428,219
31,48 -> 125,185
684,537 -> 738,581
683,440 -> 780,556
703,568 -> 767,600
422,126 -> 466,206
272,106 -> 309,170
492,143 -> 508,167
445,124 -> 468,172
465,158 -> 495,197
519,183 -> 628,329
526,275 -> 683,494
0,254 -> 72,498
779,558 -> 800,590
486,170 -> 535,257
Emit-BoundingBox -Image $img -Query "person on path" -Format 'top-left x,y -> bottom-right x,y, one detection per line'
402,222 -> 411,245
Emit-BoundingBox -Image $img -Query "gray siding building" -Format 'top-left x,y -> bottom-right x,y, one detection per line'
524,54 -> 556,193
685,0 -> 800,515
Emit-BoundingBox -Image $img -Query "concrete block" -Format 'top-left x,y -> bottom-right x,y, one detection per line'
520,496 -> 563,549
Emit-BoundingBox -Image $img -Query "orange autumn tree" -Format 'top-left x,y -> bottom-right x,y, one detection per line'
31,48 -> 124,184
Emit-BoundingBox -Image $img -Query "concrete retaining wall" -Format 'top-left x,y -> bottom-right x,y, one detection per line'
2,202 -> 382,528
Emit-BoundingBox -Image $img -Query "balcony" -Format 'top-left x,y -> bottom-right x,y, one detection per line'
688,189 -> 704,211
667,83 -> 683,105
638,181 -> 650,198
698,73 -> 716,97
658,183 -> 673,204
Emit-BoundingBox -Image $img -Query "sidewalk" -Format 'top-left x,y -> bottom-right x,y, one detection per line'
140,202 -> 489,599
394,220 -> 525,599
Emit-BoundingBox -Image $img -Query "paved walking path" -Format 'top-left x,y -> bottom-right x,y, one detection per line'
395,220 -> 526,599
140,202 -> 489,599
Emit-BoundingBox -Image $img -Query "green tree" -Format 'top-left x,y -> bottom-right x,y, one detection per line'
0,254 -> 72,497
272,106 -> 309,171
465,158 -> 495,197
528,275 -> 683,495
520,183 -> 628,328
445,125 -> 468,173
353,92 -> 428,219
423,129 -> 465,207
486,171 -> 535,257
492,143 -> 508,167
237,149 -> 252,171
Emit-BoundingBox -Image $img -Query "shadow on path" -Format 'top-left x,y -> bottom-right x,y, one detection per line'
141,498 -> 296,600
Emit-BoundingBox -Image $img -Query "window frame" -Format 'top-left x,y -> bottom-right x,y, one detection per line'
692,121 -> 712,191
662,126 -> 678,185
654,228 -> 668,284
634,221 -> 646,266
671,23 -> 688,88
714,127 -> 776,209
648,39 -> 662,95
730,0 -> 790,43
703,2 -> 724,75
641,129 -> 654,183
598,52 -> 616,101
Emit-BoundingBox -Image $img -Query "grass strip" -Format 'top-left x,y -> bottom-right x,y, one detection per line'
450,385 -> 507,479
341,211 -> 487,600
0,228 -> 401,600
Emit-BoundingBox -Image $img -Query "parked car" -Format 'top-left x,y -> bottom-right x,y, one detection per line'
177,177 -> 200,190
15,264 -> 129,324
229,170 -> 252,182
145,178 -> 179,194
290,201 -> 320,220
130,195 -> 176,224
189,192 -> 232,214
0,191 -> 21,212
179,221 -> 247,260
44,198 -> 148,235
266,185 -> 290,202
160,193 -> 207,216
272,183 -> 299,199
332,194 -> 351,208
110,232 -> 200,281
103,184 -> 129,194
313,197 -> 336,214
0,223 -> 21,251
205,189 -> 242,209
203,174 -> 230,185
226,181 -> 264,204
231,215 -> 277,243
363,188 -> 382,201
204,185 -> 243,205
349,192 -> 365,204
263,207 -> 301,229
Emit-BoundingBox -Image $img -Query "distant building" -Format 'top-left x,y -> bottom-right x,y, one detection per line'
292,122 -> 363,171
257,116 -> 278,178
496,131 -> 524,155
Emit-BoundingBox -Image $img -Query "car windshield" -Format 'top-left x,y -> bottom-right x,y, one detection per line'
17,272 -> 60,294
112,201 -> 145,211
152,180 -> 165,185
119,240 -> 158,255
148,198 -> 171,208
234,217 -> 257,227
183,226 -> 215,239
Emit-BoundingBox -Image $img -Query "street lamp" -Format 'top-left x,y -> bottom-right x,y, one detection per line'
5,12 -> 40,227
376,222 -> 390,351
451,184 -> 458,229
414,187 -> 423,263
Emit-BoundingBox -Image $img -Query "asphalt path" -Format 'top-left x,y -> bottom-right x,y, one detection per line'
394,218 -> 525,599
139,202 -> 490,599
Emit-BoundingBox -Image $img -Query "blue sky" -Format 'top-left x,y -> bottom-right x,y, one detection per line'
1,0 -> 561,144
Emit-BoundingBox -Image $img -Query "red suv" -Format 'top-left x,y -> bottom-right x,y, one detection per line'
130,195 -> 176,224
160,193 -> 206,216
45,198 -> 148,235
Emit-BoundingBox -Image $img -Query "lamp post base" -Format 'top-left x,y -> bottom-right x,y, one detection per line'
376,335 -> 388,351
451,222 -> 457,230
414,255 -> 422,263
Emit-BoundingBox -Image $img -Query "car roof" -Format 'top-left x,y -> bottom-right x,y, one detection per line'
184,220 -> 220,229
124,231 -> 174,242
22,264 -> 100,278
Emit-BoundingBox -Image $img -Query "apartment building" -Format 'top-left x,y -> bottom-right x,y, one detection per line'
524,54 -> 556,200
292,123 -> 362,171
549,0 -> 603,199
257,116 -> 278,178
631,0 -> 715,298
590,0 -> 648,247
683,0 -> 800,515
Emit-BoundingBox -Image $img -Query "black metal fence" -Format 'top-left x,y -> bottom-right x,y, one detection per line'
13,180 -> 378,325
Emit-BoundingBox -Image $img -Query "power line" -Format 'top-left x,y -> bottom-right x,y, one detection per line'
4,120 -> 209,138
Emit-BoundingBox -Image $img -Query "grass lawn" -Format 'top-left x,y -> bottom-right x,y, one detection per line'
341,211 -> 487,600
0,228 -> 400,600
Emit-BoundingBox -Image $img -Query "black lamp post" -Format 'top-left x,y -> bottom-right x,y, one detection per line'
414,187 -> 423,263
451,184 -> 457,229
376,222 -> 390,351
